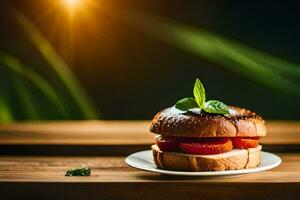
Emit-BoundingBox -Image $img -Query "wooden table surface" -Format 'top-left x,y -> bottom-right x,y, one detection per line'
0,121 -> 299,199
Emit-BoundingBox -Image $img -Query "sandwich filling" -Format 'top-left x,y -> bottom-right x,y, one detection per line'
155,136 -> 260,155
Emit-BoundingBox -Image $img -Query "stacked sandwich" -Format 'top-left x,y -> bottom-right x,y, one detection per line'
149,79 -> 267,171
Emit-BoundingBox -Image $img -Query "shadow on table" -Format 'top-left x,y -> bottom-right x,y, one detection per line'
135,173 -> 244,181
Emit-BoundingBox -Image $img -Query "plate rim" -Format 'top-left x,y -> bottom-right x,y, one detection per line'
125,150 -> 281,176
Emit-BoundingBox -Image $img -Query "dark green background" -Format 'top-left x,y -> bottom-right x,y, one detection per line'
1,0 -> 300,120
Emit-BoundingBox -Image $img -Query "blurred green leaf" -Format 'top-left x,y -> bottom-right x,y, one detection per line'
13,77 -> 40,120
224,39 -> 300,78
0,52 -> 69,119
0,89 -> 14,123
113,11 -> 300,96
14,12 -> 100,119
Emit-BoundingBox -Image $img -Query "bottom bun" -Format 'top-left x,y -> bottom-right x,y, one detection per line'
152,144 -> 261,171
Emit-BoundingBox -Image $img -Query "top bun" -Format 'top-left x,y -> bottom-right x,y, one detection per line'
150,106 -> 267,138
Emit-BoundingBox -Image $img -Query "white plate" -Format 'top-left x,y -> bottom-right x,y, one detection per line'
125,150 -> 281,176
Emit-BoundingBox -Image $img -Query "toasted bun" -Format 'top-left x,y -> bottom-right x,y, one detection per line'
152,144 -> 261,171
150,106 -> 267,138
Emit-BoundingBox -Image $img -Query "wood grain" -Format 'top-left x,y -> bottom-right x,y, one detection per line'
0,121 -> 299,155
0,154 -> 299,199
0,154 -> 299,182
0,120 -> 299,145
0,121 -> 299,199
0,121 -> 153,145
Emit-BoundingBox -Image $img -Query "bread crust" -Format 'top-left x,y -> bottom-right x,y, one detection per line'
150,106 -> 267,137
152,144 -> 261,171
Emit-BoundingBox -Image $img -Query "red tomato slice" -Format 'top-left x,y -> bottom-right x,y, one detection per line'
231,137 -> 259,149
156,137 -> 178,152
179,138 -> 233,155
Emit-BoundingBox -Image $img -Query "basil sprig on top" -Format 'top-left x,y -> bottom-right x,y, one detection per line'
175,79 -> 229,115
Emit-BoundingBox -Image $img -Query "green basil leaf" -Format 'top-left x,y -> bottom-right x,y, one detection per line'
193,78 -> 206,108
175,97 -> 198,111
203,100 -> 229,114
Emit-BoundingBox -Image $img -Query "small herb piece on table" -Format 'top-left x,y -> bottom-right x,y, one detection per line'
175,78 -> 229,115
65,167 -> 91,176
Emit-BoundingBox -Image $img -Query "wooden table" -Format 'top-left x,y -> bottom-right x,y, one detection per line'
0,121 -> 299,199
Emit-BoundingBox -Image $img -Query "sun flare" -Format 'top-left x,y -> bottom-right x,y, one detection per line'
63,0 -> 82,9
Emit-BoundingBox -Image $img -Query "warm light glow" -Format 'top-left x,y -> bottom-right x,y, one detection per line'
63,0 -> 82,9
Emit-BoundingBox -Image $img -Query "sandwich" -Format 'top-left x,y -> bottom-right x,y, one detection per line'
150,79 -> 267,171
